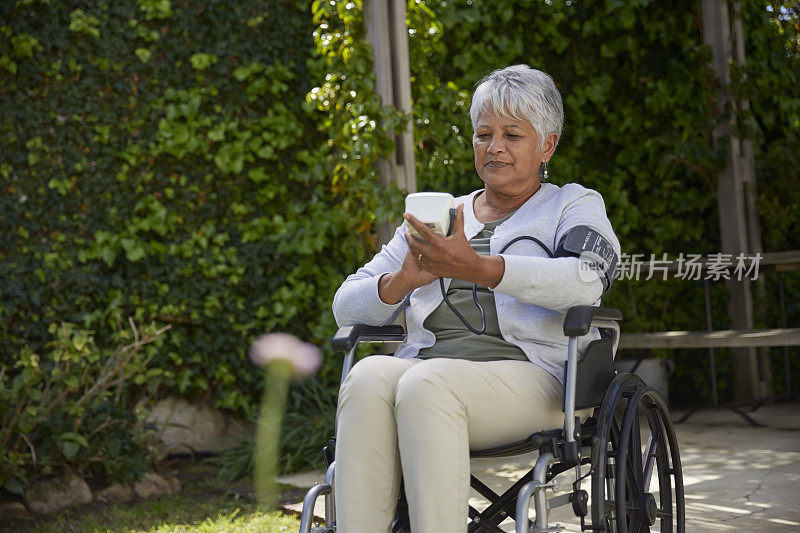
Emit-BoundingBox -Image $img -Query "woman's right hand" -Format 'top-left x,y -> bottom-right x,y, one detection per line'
378,247 -> 438,305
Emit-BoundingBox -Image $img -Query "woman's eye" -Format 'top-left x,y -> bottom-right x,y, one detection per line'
506,134 -> 520,139
476,133 -> 489,139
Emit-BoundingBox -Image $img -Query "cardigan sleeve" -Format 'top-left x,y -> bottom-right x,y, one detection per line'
332,225 -> 411,327
492,256 -> 603,311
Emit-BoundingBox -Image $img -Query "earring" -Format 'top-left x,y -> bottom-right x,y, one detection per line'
539,161 -> 549,181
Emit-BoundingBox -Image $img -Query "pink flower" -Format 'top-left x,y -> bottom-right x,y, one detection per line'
249,333 -> 322,377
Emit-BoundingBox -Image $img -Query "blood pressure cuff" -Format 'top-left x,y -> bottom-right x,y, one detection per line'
554,225 -> 618,293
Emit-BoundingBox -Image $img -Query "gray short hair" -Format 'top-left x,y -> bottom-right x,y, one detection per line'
470,64 -> 564,150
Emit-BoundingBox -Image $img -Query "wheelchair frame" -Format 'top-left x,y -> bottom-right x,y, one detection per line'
299,306 -> 685,533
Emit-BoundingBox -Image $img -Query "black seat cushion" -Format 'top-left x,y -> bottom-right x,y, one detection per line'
470,429 -> 563,458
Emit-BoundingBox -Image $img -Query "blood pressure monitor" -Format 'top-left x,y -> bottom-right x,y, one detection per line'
403,192 -> 455,238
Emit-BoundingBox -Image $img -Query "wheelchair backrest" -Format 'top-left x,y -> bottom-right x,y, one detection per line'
562,337 -> 615,411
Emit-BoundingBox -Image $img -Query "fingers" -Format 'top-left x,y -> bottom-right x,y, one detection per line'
403,212 -> 438,243
453,204 -> 465,237
404,231 -> 424,258
403,202 -> 468,278
403,236 -> 436,282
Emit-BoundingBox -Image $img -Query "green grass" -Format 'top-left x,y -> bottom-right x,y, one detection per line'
2,463 -> 306,533
5,493 -> 302,533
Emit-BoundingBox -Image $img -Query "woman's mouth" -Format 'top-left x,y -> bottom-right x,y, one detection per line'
486,161 -> 509,168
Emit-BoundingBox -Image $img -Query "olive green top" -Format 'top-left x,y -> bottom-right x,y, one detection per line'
418,212 -> 528,362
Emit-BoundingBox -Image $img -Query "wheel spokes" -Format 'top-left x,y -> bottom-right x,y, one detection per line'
591,374 -> 685,533
628,404 -> 645,492
642,412 -> 662,494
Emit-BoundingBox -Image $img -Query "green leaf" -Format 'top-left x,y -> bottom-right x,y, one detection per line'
69,9 -> 101,38
62,432 -> 90,448
72,330 -> 89,351
256,144 -> 275,160
247,167 -> 269,183
62,441 -> 80,460
190,53 -> 217,71
121,238 -> 146,262
4,477 -> 23,495
138,0 -> 173,20
208,125 -> 226,142
135,48 -> 152,64
101,246 -> 117,267
0,54 -> 17,74
11,34 -> 41,59
63,374 -> 80,389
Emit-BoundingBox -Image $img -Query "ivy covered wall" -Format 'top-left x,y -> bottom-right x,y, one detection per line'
1,0 -> 369,415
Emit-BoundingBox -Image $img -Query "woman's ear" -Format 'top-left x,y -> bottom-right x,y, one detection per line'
542,132 -> 559,161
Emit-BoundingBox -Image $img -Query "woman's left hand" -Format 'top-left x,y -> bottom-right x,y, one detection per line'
404,204 -> 505,287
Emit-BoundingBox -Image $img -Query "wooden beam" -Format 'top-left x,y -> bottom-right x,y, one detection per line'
766,251 -> 800,272
364,0 -> 416,246
636,250 -> 800,277
701,0 -> 761,400
388,0 -> 416,194
620,328 -> 800,350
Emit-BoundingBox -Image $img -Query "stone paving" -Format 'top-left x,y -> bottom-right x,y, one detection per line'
281,401 -> 800,532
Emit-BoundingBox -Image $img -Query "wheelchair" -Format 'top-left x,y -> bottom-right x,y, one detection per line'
299,305 -> 685,532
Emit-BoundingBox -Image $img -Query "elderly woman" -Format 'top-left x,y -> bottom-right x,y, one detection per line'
332,64 -> 620,532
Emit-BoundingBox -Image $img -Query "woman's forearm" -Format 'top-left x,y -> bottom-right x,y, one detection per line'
470,255 -> 505,289
378,271 -> 416,305
332,274 -> 406,326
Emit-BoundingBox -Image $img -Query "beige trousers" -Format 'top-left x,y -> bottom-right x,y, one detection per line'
334,355 -> 565,533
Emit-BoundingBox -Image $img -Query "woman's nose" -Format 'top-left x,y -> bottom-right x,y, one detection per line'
488,136 -> 505,153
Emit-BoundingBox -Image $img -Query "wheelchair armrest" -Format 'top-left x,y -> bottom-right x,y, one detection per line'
563,305 -> 622,337
331,324 -> 406,353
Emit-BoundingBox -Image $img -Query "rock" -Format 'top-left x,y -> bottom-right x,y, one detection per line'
94,473 -> 180,503
23,475 -> 92,515
0,501 -> 28,519
133,472 -> 176,499
94,483 -> 135,503
146,397 -> 253,454
167,476 -> 181,493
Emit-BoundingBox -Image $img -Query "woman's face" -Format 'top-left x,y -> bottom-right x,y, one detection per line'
472,111 -> 556,197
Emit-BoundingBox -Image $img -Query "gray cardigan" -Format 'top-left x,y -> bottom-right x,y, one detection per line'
332,183 -> 621,383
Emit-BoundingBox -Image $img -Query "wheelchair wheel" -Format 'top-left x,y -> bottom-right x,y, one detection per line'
590,373 -> 685,532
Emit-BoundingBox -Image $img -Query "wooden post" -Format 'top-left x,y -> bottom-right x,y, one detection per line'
731,1 -> 772,397
700,0 -> 768,400
364,0 -> 417,246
